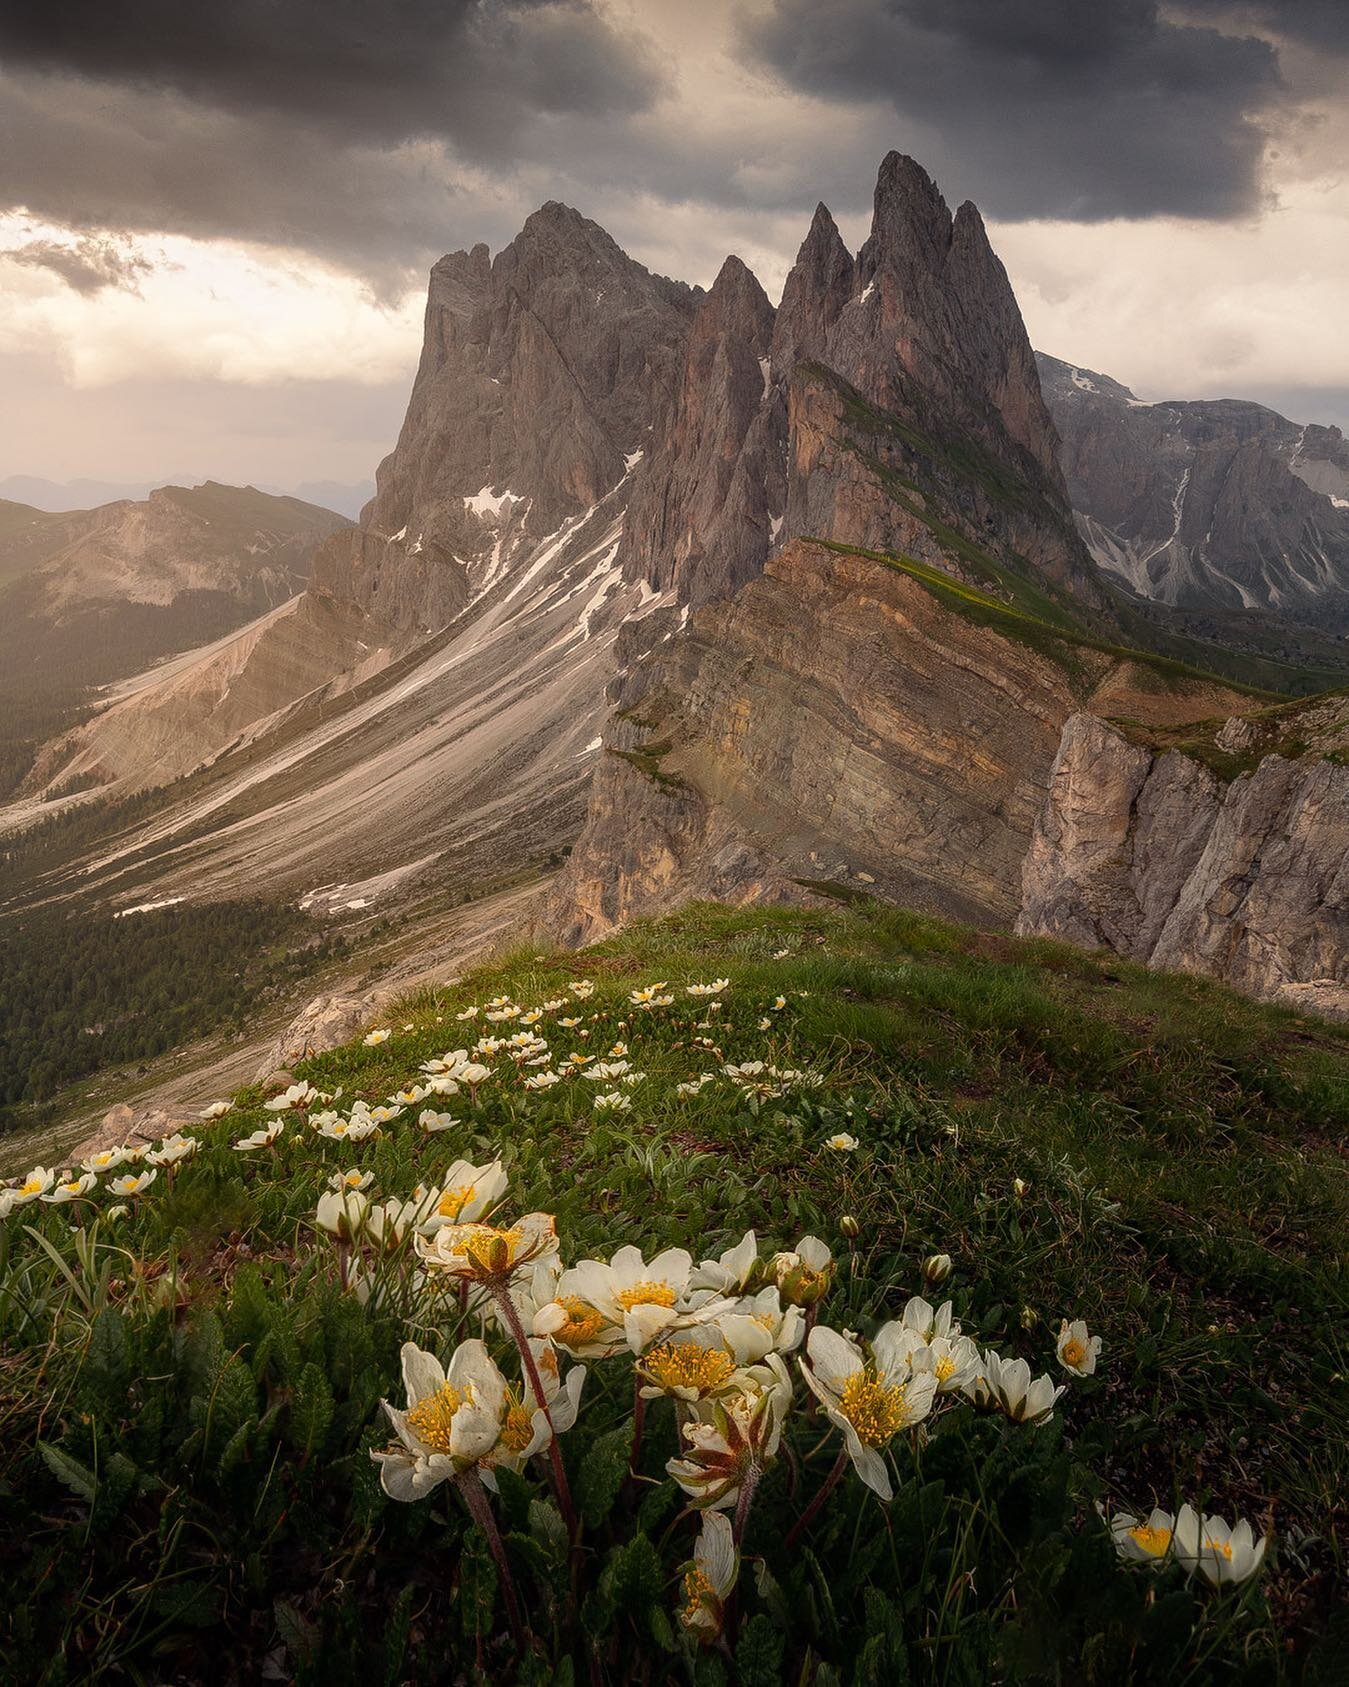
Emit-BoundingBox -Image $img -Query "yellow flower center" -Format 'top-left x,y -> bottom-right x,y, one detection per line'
447,1224 -> 521,1273
644,1343 -> 736,1396
1204,1537 -> 1234,1560
555,1295 -> 604,1346
405,1382 -> 465,1454
21,1178 -> 43,1195
343,1173 -> 364,1187
500,1402 -> 535,1452
681,1565 -> 715,1623
935,1354 -> 956,1382
1062,1338 -> 1086,1367
838,1369 -> 908,1446
616,1279 -> 677,1311
438,1183 -> 478,1219
1128,1524 -> 1172,1557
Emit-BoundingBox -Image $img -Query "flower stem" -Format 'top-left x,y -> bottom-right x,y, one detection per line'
732,1463 -> 761,1546
456,1468 -> 528,1652
785,1448 -> 849,1551
491,1281 -> 579,1541
630,1375 -> 647,1474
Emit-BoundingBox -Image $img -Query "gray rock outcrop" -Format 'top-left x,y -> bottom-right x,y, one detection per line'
1018,710 -> 1349,1018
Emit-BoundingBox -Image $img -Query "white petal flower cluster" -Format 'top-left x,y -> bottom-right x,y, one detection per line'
1108,1504 -> 1268,1587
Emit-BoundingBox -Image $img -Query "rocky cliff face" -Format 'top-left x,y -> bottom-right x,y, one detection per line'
1037,352 -> 1349,629
1017,702 -> 1349,1019
546,538 -> 1251,946
547,156 -> 1172,944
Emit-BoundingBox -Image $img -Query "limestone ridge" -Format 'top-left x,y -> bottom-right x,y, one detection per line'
619,153 -> 1102,615
1037,351 -> 1349,628
1017,705 -> 1349,1020
312,202 -> 698,635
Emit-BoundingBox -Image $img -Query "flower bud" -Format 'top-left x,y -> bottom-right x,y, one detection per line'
922,1252 -> 953,1286
1012,1177 -> 1029,1199
1019,1304 -> 1039,1331
840,1215 -> 860,1239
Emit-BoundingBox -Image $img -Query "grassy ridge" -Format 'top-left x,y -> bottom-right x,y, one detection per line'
1,901 -> 1345,1681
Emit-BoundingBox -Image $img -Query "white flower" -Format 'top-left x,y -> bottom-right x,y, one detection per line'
147,1134 -> 199,1167
419,1159 -> 509,1230
714,1286 -> 804,1364
371,1340 -> 509,1499
198,1100 -> 232,1119
668,1355 -> 793,1510
81,1147 -> 132,1175
104,1203 -> 130,1223
686,979 -> 729,997
770,1235 -> 834,1308
328,1168 -> 375,1193
523,1070 -> 563,1091
108,1169 -> 159,1198
363,1028 -> 392,1047
569,1244 -> 694,1354
630,982 -> 669,1005
417,1109 -> 458,1133
416,1213 -> 559,1283
592,1090 -> 631,1113
367,1105 -> 403,1125
1056,1318 -> 1102,1376
825,1132 -> 859,1152
1109,1506 -> 1177,1565
676,1074 -> 717,1098
800,1323 -> 937,1499
234,1121 -> 285,1151
899,1296 -> 960,1342
484,1007 -> 519,1023
7,1166 -> 55,1207
637,1327 -> 740,1403
1173,1505 -> 1269,1587
913,1334 -> 982,1394
569,980 -> 595,999
558,1016 -> 582,1028
679,1509 -> 739,1641
584,1060 -> 630,1080
315,1188 -> 371,1239
455,1005 -> 479,1021
457,1063 -> 492,1087
541,999 -> 567,1012
42,1173 -> 98,1203
689,1229 -> 759,1297
963,1349 -> 1065,1425
265,1082 -> 319,1112
758,1017 -> 773,1030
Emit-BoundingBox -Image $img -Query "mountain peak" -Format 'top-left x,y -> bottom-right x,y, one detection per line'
773,200 -> 854,373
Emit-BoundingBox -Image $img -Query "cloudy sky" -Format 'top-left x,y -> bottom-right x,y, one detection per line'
1,0 -> 1346,498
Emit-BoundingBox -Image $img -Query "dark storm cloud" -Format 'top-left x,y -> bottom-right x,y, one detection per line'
741,0 -> 1285,220
0,0 -> 661,148
5,233 -> 153,294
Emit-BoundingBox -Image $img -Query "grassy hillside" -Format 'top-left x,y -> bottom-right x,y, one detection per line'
1,901 -> 1344,1683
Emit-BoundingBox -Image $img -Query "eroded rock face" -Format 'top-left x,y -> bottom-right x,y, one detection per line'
1038,352 -> 1349,628
545,541 -> 1253,947
1018,711 -> 1349,1018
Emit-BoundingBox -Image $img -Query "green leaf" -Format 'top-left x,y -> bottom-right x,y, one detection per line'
637,1478 -> 678,1534
286,1362 -> 334,1459
216,1416 -> 257,1480
734,1613 -> 785,1687
38,1440 -> 96,1504
274,1597 -> 318,1664
382,1585 -> 414,1687
529,1497 -> 568,1557
576,1421 -> 633,1528
458,1526 -> 497,1640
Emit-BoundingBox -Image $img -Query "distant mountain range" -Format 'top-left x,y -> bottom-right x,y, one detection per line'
0,475 -> 374,521
1036,352 -> 1349,630
0,156 -> 1343,1021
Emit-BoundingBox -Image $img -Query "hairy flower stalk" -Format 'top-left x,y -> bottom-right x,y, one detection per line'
784,1448 -> 849,1550
456,1466 -> 528,1650
490,1281 -> 579,1540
